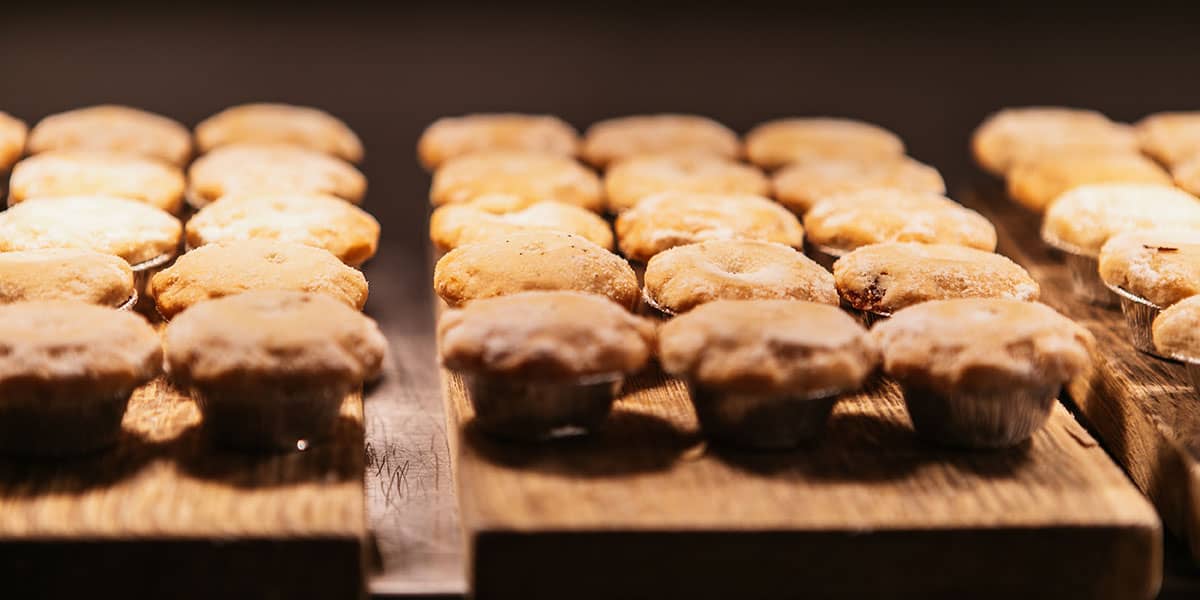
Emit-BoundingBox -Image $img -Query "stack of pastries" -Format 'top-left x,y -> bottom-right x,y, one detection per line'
972,107 -> 1200,388
0,103 -> 385,455
425,113 -> 1091,449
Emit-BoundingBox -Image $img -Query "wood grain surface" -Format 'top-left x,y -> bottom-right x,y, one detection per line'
965,180 -> 1200,563
0,367 -> 367,599
443,332 -> 1161,599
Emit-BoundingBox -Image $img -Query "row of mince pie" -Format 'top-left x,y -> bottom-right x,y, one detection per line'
0,103 -> 384,455
972,106 -> 1200,376
421,113 -> 1084,450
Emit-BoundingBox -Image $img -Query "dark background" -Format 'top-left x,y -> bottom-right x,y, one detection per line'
4,4 -> 1200,597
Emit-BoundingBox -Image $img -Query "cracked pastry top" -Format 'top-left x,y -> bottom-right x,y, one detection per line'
833,242 -> 1039,315
871,298 -> 1093,392
429,200 -> 613,251
438,290 -> 655,380
604,151 -> 768,212
433,229 -> 639,310
9,151 -> 186,213
186,143 -> 366,208
615,191 -> 804,262
1099,228 -> 1200,307
0,195 -> 181,265
1041,183 -> 1200,256
803,188 -> 996,254
658,299 -> 878,394
772,155 -> 944,215
643,239 -> 836,314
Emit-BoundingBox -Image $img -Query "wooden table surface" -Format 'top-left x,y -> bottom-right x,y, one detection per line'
4,4 -> 1200,597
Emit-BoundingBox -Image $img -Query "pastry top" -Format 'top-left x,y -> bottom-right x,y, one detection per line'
1173,154 -> 1200,198
1099,229 -> 1200,307
971,107 -> 1135,176
744,118 -> 905,170
165,290 -> 386,384
1041,183 -> 1200,255
771,156 -> 945,214
429,200 -> 613,251
8,150 -> 186,213
643,240 -> 837,314
438,290 -> 655,379
604,152 -> 769,212
615,191 -> 804,262
418,113 -> 579,169
433,229 -> 639,310
1137,111 -> 1200,167
871,298 -> 1093,391
0,248 -> 134,307
149,239 -> 369,319
833,243 -> 1040,315
0,300 -> 160,388
27,105 -> 191,166
186,143 -> 366,208
658,299 -> 878,394
0,111 -> 27,171
1005,152 -> 1170,213
195,103 -> 363,163
186,192 -> 380,266
429,151 -> 602,212
581,114 -> 739,168
0,195 -> 182,265
1153,295 -> 1200,361
804,189 -> 997,253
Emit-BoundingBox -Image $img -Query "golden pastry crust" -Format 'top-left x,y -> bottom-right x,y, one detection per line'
433,230 -> 639,309
1098,229 -> 1200,307
771,156 -> 945,214
1006,152 -> 1169,213
0,195 -> 182,264
581,115 -> 739,168
429,151 -> 602,212
186,143 -> 366,208
1153,295 -> 1200,360
658,300 -> 878,394
0,111 -> 27,171
804,189 -> 997,253
615,192 -> 804,263
438,290 -> 655,379
971,107 -> 1135,176
164,290 -> 386,384
644,240 -> 837,314
195,103 -> 364,163
744,118 -> 905,170
429,201 -> 613,251
1041,183 -> 1200,256
604,152 -> 769,212
0,248 -> 133,307
150,240 -> 369,319
1137,111 -> 1200,167
0,300 -> 160,391
27,105 -> 191,166
1173,154 -> 1200,197
418,113 -> 579,170
8,151 -> 185,213
186,192 -> 380,266
833,243 -> 1039,315
871,298 -> 1093,391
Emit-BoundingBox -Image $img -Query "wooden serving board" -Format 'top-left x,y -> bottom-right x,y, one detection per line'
441,313 -> 1162,598
0,373 -> 367,599
966,180 -> 1200,562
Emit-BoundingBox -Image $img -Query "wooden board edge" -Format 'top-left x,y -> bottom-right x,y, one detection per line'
468,524 -> 1161,600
